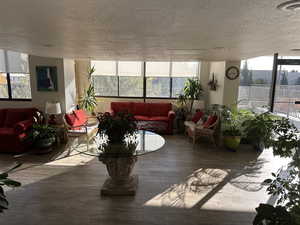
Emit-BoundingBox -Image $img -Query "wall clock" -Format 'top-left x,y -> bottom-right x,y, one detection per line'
225,66 -> 240,80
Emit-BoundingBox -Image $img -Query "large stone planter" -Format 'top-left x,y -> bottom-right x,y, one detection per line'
99,156 -> 138,196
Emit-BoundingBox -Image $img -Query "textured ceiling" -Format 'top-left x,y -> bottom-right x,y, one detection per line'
1,0 -> 300,60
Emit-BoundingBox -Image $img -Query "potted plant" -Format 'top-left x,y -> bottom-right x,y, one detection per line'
183,78 -> 203,113
32,124 -> 56,149
79,66 -> 97,114
0,163 -> 21,213
222,106 -> 242,151
243,112 -> 282,151
252,118 -> 300,225
97,111 -> 138,144
97,112 -> 139,195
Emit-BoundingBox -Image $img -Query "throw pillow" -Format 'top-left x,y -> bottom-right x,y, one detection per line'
191,111 -> 204,123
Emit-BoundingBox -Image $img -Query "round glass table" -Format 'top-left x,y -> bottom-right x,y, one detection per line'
76,130 -> 165,196
76,130 -> 165,157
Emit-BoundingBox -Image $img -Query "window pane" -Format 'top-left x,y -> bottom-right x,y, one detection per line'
172,62 -> 199,77
119,77 -> 143,97
91,61 -> 116,75
238,56 -> 273,111
146,77 -> 170,97
10,73 -> 31,99
0,73 -> 8,98
0,50 -> 6,72
146,62 -> 170,77
172,77 -> 188,97
118,61 -> 142,76
7,51 -> 29,73
93,76 -> 118,96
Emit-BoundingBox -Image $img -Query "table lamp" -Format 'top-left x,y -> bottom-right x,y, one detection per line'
45,101 -> 61,125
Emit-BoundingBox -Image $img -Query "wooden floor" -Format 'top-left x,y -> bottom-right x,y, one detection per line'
0,135 -> 289,225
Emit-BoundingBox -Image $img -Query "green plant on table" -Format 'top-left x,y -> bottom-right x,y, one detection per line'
97,111 -> 138,143
0,163 -> 21,213
79,66 -> 97,114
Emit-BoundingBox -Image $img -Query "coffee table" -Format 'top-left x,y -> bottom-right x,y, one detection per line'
76,130 -> 165,195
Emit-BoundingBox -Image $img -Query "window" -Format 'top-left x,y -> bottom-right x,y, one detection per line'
171,62 -> 199,97
0,50 -> 31,100
91,60 -> 200,98
238,56 -> 273,111
146,62 -> 171,98
118,61 -> 143,97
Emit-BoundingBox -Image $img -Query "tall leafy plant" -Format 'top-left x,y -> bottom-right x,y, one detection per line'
183,78 -> 203,113
79,66 -> 97,114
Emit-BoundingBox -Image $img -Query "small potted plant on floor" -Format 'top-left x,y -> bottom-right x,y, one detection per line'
222,106 -> 242,151
32,124 -> 56,149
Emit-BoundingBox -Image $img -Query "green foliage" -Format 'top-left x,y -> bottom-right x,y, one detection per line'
0,163 -> 21,213
253,204 -> 298,225
97,112 -> 138,143
99,138 -> 138,158
183,78 -> 203,113
221,105 -> 246,137
79,66 -> 97,113
252,114 -> 300,225
32,124 -> 56,141
79,84 -> 97,113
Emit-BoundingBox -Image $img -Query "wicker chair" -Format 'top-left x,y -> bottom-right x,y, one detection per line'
185,115 -> 219,147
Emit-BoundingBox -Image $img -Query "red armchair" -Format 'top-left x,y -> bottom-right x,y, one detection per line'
0,108 -> 37,153
110,102 -> 175,134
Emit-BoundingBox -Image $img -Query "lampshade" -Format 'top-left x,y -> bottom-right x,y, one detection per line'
45,101 -> 61,114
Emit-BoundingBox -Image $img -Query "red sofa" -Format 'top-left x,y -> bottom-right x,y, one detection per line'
0,108 -> 37,153
110,102 -> 175,134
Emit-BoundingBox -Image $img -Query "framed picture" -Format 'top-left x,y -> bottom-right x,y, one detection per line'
36,66 -> 58,92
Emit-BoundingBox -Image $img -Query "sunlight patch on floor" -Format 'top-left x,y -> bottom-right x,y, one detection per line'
144,168 -> 228,208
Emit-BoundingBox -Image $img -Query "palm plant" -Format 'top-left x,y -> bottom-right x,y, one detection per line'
79,66 -> 97,114
183,78 -> 203,113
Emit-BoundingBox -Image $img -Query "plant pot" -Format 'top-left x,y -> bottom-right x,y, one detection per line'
34,137 -> 56,149
252,140 -> 265,151
223,136 -> 241,151
100,156 -> 137,184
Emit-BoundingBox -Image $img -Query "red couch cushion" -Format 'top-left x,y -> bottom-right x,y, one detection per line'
0,109 -> 6,127
132,103 -> 150,116
134,115 -> 150,121
149,116 -> 169,122
14,119 -> 33,134
150,103 -> 172,117
191,111 -> 204,123
111,102 -> 133,114
203,115 -> 218,128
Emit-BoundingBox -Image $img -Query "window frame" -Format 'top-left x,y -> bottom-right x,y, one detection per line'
0,50 -> 31,101
92,61 -> 199,99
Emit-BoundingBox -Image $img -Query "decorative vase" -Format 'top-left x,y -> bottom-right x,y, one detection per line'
223,136 -> 241,151
100,156 -> 137,183
34,137 -> 56,149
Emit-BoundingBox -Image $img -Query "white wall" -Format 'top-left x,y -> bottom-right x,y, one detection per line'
209,61 -> 226,105
63,59 -> 76,113
0,55 -> 76,113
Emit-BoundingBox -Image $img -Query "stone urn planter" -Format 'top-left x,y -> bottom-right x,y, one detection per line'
99,155 -> 138,196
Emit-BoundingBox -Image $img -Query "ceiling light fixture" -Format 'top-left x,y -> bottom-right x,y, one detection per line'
290,48 -> 300,51
277,0 -> 300,11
